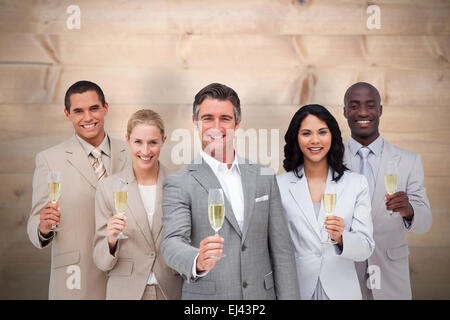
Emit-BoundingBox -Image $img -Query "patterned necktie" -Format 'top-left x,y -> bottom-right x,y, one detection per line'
91,148 -> 107,180
358,147 -> 375,199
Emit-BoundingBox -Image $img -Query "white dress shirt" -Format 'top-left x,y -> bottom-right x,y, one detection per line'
199,150 -> 245,230
192,150 -> 245,278
138,184 -> 158,285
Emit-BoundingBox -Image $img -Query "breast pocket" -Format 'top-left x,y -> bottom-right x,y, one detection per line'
263,271 -> 274,290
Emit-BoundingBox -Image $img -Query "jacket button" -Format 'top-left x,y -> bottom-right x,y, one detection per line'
242,281 -> 248,288
242,245 -> 246,252
149,252 -> 155,258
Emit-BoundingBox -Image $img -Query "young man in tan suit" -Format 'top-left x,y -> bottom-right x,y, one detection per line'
27,80 -> 129,299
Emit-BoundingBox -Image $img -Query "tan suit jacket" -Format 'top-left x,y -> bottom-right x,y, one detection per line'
93,162 -> 183,300
27,134 -> 129,299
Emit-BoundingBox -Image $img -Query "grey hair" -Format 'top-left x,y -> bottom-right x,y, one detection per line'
193,83 -> 241,124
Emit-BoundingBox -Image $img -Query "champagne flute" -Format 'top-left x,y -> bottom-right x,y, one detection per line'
208,188 -> 225,258
321,181 -> 337,245
384,160 -> 398,217
48,170 -> 62,232
113,178 -> 128,239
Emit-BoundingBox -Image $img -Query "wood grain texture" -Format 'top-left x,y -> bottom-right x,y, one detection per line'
1,65 -> 449,106
1,34 -> 448,69
1,0 -> 449,35
1,0 -> 449,300
409,246 -> 450,299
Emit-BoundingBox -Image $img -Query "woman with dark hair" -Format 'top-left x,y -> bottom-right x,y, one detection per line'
277,104 -> 374,300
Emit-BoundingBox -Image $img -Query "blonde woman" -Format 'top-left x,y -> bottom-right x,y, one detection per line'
93,109 -> 182,300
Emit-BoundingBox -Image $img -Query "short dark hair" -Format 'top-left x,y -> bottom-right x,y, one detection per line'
283,104 -> 348,182
64,80 -> 106,112
193,83 -> 241,124
344,82 -> 381,109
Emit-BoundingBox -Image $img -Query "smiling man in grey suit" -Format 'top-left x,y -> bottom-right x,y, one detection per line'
27,81 -> 129,299
343,82 -> 432,299
161,83 -> 300,299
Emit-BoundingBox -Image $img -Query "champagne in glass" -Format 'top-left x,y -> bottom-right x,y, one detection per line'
208,203 -> 225,234
48,170 -> 62,231
384,174 -> 397,195
48,182 -> 61,204
208,188 -> 225,258
384,160 -> 399,217
114,178 -> 128,239
321,181 -> 337,245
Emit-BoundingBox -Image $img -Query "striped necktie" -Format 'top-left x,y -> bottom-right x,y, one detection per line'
91,148 -> 107,180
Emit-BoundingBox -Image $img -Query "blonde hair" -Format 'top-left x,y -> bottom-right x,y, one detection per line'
126,109 -> 165,138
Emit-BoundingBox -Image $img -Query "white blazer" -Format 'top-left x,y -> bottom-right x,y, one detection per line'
277,167 -> 375,300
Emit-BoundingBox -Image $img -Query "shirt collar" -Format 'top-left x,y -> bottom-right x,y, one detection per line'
75,134 -> 111,158
199,149 -> 241,175
348,135 -> 384,157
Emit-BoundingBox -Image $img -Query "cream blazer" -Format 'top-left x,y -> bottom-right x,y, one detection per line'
93,162 -> 182,299
27,134 -> 129,299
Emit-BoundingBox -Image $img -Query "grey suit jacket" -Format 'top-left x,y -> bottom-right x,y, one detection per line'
160,155 -> 300,300
27,134 -> 129,299
93,162 -> 182,299
344,139 -> 432,299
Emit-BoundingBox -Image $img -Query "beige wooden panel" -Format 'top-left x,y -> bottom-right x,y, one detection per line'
1,0 -> 449,35
412,283 -> 450,300
0,65 -> 300,105
2,64 -> 449,106
0,174 -> 32,209
294,35 -> 450,69
0,104 -> 449,173
0,34 -> 300,68
0,64 -> 60,104
422,177 -> 449,214
2,34 -> 449,69
0,205 -> 50,299
0,261 -> 50,299
0,34 -> 54,64
407,210 -> 450,247
299,68 -> 450,107
409,246 -> 450,299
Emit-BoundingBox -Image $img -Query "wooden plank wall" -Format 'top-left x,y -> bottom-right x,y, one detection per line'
0,0 -> 449,299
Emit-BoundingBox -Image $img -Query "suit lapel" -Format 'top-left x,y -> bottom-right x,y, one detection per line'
151,163 -> 168,244
123,164 -> 155,250
189,156 -> 242,238
240,159 -> 257,243
110,137 -> 128,174
65,135 -> 98,188
288,168 -> 322,240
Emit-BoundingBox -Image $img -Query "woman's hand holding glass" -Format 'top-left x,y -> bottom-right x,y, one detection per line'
325,215 -> 345,246
106,214 -> 128,254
